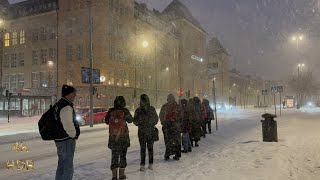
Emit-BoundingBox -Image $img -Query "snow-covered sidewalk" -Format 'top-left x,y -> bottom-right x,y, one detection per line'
1,108 -> 320,180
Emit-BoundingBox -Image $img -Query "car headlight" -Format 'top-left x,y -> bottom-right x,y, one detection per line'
76,115 -> 83,122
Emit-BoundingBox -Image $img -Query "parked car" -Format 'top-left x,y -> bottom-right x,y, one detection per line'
75,107 -> 108,126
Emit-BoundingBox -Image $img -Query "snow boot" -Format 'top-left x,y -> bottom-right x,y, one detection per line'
111,168 -> 118,180
140,165 -> 146,172
173,155 -> 180,161
164,155 -> 170,161
195,142 -> 199,147
148,164 -> 153,170
119,168 -> 126,179
188,147 -> 192,152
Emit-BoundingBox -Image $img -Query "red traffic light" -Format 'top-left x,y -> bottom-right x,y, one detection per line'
176,90 -> 185,96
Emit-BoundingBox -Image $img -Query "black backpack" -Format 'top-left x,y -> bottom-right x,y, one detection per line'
38,104 -> 59,140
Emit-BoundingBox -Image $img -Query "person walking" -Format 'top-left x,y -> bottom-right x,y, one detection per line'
55,85 -> 80,180
159,94 -> 181,160
133,94 -> 159,171
105,96 -> 133,180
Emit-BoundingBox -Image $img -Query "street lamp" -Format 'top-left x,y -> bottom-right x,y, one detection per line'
0,18 -> 5,95
142,39 -> 158,107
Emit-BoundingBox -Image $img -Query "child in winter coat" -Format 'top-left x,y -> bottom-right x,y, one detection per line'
105,96 -> 133,180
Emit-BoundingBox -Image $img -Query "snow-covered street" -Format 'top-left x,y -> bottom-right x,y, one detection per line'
1,108 -> 320,180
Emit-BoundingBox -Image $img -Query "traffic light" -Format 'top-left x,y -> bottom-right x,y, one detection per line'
92,86 -> 97,95
186,90 -> 191,98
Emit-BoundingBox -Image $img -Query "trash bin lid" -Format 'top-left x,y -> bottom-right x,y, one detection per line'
261,113 -> 277,118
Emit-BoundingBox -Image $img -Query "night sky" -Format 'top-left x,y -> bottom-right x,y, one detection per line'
9,0 -> 320,80
137,0 -> 320,80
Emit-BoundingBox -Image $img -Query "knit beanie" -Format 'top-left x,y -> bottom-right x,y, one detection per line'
61,84 -> 76,97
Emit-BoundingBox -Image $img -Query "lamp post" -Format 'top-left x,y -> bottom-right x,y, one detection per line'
142,39 -> 158,108
0,19 -> 5,95
291,34 -> 304,108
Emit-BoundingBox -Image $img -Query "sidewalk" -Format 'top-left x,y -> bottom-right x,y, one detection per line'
0,115 -> 107,145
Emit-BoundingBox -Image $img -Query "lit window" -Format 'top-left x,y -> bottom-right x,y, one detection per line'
12,32 -> 18,45
19,30 -> 25,44
4,32 -> 10,47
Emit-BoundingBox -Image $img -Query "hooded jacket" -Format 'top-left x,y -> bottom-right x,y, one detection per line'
133,94 -> 159,140
105,96 -> 133,150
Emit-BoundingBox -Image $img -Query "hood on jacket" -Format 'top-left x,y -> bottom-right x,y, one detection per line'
167,94 -> 175,102
140,94 -> 150,107
180,99 -> 188,109
114,96 -> 126,108
202,99 -> 209,106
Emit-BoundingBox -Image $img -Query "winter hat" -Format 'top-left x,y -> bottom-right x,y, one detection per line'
61,84 -> 76,97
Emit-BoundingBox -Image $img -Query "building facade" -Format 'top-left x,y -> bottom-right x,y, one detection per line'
0,0 -> 208,115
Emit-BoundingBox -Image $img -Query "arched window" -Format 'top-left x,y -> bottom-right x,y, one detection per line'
4,32 -> 10,47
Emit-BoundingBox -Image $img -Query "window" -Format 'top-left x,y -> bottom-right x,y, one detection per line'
109,0 -> 113,10
80,0 -> 87,8
48,28 -> 55,40
66,45 -> 73,61
10,74 -> 17,90
4,32 -> 10,47
31,72 -> 39,88
109,44 -> 114,60
41,49 -> 48,64
3,54 -> 9,68
19,30 -> 25,44
18,73 -> 24,89
11,54 -> 17,68
18,52 -> 24,66
76,44 -> 83,60
48,71 -> 56,87
40,27 -> 47,40
49,48 -> 56,61
40,71 -> 48,87
32,31 -> 39,42
12,32 -> 18,45
32,50 -> 39,65
3,75 -> 9,90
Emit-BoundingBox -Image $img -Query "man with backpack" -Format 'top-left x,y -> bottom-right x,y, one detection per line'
105,96 -> 133,180
54,85 -> 80,180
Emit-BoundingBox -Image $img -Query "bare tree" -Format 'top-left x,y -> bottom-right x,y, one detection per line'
288,71 -> 320,105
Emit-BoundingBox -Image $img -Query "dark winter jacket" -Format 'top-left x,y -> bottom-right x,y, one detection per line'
133,94 -> 159,140
179,99 -> 191,133
188,97 -> 202,141
203,99 -> 214,121
54,98 -> 80,142
105,96 -> 133,150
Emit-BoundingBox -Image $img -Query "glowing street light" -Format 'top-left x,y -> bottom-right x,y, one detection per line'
142,40 -> 149,48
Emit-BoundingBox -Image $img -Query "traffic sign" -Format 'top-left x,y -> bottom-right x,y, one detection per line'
271,86 -> 277,94
271,86 -> 284,93
277,86 -> 283,93
262,90 -> 268,95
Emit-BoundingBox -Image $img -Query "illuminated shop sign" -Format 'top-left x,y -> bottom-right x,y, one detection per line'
191,55 -> 203,62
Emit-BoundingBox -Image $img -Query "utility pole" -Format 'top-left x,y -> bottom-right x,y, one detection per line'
88,0 -> 94,127
213,79 -> 218,130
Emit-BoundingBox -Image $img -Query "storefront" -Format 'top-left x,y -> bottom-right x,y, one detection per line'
0,95 -> 54,116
